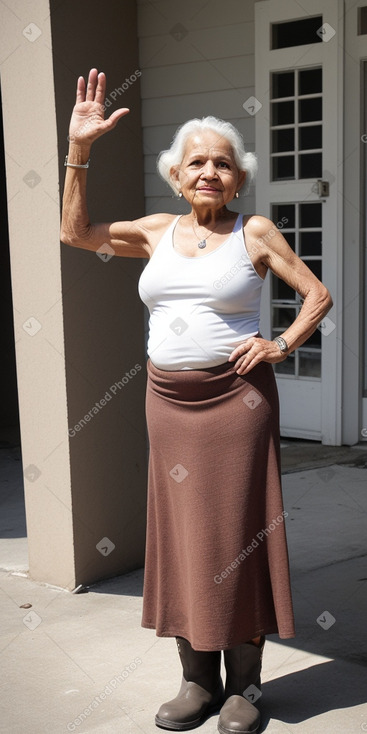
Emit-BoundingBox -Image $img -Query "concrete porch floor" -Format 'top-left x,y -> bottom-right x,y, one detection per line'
0,437 -> 366,733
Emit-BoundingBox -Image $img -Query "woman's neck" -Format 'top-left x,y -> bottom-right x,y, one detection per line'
188,205 -> 234,228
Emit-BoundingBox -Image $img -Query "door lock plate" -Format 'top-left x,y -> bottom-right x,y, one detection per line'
317,179 -> 330,197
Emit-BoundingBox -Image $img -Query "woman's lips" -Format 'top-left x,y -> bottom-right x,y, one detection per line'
197,187 -> 220,192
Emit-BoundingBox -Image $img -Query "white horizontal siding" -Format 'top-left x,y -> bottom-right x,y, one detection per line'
141,88 -> 252,127
137,0 -> 256,215
140,56 -> 254,99
139,23 -> 254,67
137,0 -> 254,34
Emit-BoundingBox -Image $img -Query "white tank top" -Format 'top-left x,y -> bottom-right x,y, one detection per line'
138,213 -> 264,370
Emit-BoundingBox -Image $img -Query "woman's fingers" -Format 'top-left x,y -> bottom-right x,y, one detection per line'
228,339 -> 253,362
85,68 -> 98,102
107,108 -> 130,128
95,71 -> 106,104
229,337 -> 287,374
76,75 -> 86,104
232,340 -> 265,374
76,69 -> 107,106
234,352 -> 260,374
228,340 -> 252,374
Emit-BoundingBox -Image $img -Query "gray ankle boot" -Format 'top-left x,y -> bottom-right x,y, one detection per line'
155,637 -> 225,730
218,638 -> 265,734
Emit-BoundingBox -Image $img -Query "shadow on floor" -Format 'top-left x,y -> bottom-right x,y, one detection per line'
259,658 -> 367,729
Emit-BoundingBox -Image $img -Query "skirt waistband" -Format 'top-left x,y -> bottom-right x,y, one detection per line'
146,356 -> 275,404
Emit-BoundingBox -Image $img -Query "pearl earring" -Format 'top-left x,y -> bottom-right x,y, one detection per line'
235,192 -> 239,199
178,192 -> 183,198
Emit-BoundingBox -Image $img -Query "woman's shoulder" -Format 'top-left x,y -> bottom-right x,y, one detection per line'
241,214 -> 282,279
139,212 -> 178,232
137,212 -> 179,254
242,214 -> 275,236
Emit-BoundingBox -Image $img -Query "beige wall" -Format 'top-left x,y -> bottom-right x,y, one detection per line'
0,0 -> 75,586
1,0 -> 148,589
137,0 -> 257,216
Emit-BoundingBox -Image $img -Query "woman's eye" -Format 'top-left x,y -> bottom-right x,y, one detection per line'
188,159 -> 230,168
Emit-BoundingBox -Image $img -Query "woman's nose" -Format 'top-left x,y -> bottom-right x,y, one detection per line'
201,160 -> 217,178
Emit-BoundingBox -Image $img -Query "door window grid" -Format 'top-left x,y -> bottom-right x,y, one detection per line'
270,68 -> 323,181
271,202 -> 322,379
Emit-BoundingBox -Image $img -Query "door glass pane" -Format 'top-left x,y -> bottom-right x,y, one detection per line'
272,156 -> 295,180
273,307 -> 296,328
299,350 -> 321,378
300,202 -> 322,227
273,278 -> 296,301
299,125 -> 322,150
299,68 -> 322,95
299,97 -> 322,122
272,72 -> 294,98
304,259 -> 322,281
300,231 -> 322,256
272,204 -> 295,228
299,152 -> 322,178
272,128 -> 294,153
282,231 -> 295,250
275,354 -> 295,375
271,16 -> 323,50
271,101 -> 294,125
305,329 -> 321,347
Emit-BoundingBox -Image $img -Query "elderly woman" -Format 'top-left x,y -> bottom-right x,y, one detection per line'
61,69 -> 332,734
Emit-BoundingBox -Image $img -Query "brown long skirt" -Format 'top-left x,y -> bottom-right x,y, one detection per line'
141,357 -> 295,651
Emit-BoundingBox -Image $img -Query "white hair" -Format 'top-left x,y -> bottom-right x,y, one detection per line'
157,116 -> 258,195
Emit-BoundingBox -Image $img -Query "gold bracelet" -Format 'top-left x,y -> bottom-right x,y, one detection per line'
64,155 -> 90,169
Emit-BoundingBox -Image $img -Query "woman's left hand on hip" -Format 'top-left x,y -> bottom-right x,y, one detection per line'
228,337 -> 287,375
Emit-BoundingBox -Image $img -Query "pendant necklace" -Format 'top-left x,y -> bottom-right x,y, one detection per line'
191,218 -> 221,249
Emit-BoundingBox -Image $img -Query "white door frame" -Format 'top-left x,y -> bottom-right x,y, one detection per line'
343,0 -> 366,445
254,0 -> 343,445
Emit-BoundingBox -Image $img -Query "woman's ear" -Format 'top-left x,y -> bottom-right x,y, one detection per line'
237,170 -> 247,191
170,165 -> 181,192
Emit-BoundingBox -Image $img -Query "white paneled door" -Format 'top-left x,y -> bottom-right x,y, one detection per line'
344,1 -> 367,445
255,0 -> 342,444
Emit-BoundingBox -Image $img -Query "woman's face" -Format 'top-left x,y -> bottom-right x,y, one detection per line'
172,129 -> 246,208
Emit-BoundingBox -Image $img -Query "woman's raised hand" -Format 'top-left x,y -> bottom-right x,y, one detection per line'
68,68 -> 130,147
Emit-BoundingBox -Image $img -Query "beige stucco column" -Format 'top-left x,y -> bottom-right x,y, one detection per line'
1,0 -> 147,589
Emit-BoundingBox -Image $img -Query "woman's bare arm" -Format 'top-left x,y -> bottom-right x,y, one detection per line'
60,68 -> 153,258
229,215 -> 333,374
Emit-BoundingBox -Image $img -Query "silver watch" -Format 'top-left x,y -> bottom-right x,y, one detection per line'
273,336 -> 289,354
